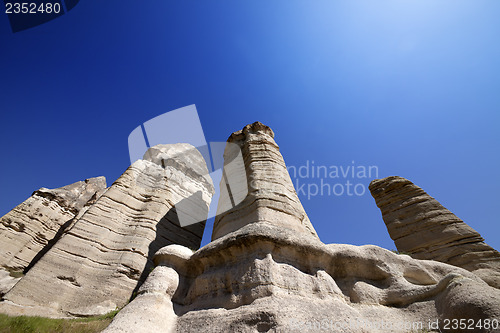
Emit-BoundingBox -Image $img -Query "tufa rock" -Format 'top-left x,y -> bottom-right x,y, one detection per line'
105,124 -> 500,333
2,144 -> 214,317
106,214 -> 500,333
0,177 -> 106,295
212,121 -> 318,240
103,245 -> 192,333
369,176 -> 500,289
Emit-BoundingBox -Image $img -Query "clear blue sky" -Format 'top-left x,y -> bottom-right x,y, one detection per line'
1,0 -> 499,250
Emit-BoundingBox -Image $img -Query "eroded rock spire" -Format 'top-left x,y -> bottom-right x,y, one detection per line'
369,175 -> 500,289
105,127 -> 500,333
212,122 -> 318,240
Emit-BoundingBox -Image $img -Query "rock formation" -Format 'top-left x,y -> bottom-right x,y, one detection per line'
1,144 -> 214,317
0,177 -> 106,296
212,121 -> 318,240
369,176 -> 500,289
104,124 -> 500,333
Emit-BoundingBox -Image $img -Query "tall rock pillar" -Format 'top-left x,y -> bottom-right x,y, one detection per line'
369,176 -> 500,289
212,122 -> 318,240
105,125 -> 500,333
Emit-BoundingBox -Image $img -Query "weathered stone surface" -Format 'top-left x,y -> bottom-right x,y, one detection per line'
107,223 -> 500,333
2,144 -> 214,317
369,176 -> 500,289
0,270 -> 21,298
102,245 -> 192,333
0,177 -> 107,296
106,124 -> 500,333
0,177 -> 106,272
212,122 -> 318,240
2,123 -> 499,332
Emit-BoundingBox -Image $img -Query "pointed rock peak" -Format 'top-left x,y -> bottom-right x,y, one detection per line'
212,122 -> 318,241
83,176 -> 107,188
33,176 -> 107,214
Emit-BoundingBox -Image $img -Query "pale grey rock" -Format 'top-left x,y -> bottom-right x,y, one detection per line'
212,122 -> 318,240
2,144 -> 213,317
34,177 -> 107,215
108,222 -> 500,333
369,176 -> 500,289
0,177 -> 106,295
102,245 -> 192,333
107,124 -> 500,333
435,275 -> 500,328
0,269 -> 21,297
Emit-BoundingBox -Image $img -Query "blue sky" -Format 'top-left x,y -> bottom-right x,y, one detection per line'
1,0 -> 499,250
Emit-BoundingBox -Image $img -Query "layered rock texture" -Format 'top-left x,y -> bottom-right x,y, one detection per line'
104,124 -> 500,333
2,123 -> 500,332
0,177 -> 106,296
212,122 -> 318,240
369,176 -> 500,289
1,144 -> 213,317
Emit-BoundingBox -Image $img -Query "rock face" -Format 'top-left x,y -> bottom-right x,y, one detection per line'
107,227 -> 500,333
369,176 -> 500,289
105,124 -> 500,333
2,144 -> 214,317
212,122 -> 318,240
103,245 -> 190,333
0,177 -> 106,295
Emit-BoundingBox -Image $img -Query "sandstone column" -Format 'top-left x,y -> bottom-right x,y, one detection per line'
369,176 -> 500,289
212,122 -> 318,240
101,125 -> 500,333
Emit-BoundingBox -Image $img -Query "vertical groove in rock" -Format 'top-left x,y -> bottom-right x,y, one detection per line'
3,144 -> 214,316
212,122 -> 318,241
369,176 -> 500,289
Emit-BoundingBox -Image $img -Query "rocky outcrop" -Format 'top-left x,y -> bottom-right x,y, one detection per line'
107,225 -> 500,333
0,177 -> 106,295
103,245 -> 190,333
369,176 -> 500,289
2,123 -> 500,332
2,144 -> 214,317
212,121 -> 318,240
0,177 -> 106,272
105,124 -> 500,333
